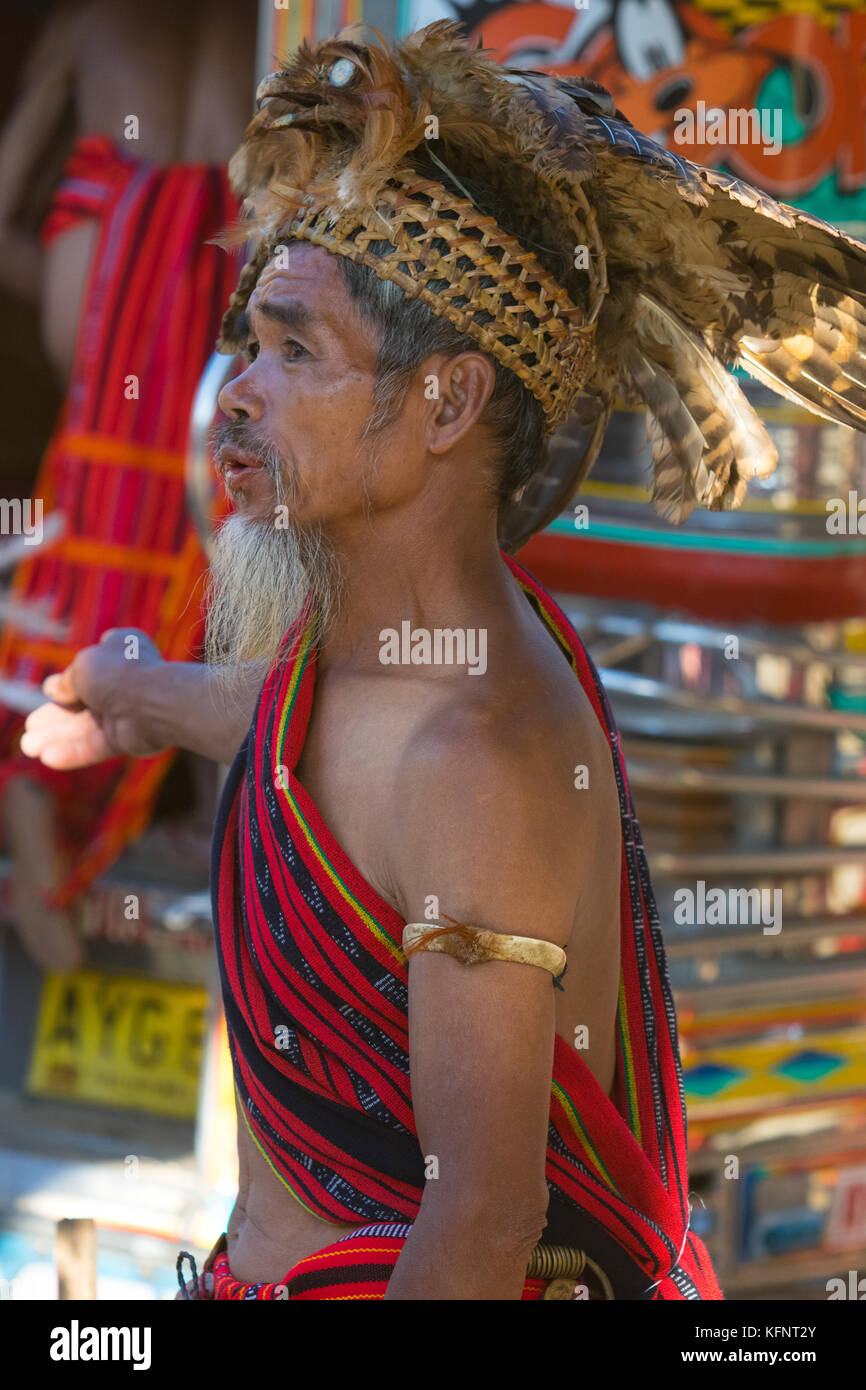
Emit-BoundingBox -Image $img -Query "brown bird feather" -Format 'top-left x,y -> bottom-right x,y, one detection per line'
218,20 -> 866,548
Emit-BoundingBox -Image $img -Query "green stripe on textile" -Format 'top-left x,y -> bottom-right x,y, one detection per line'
275,622 -> 403,958
617,977 -> 640,1145
552,1079 -> 621,1195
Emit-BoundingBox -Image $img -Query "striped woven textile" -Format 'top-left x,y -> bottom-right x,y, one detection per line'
38,135 -> 134,244
210,1226 -> 550,1300
212,552 -> 722,1300
0,134 -> 237,906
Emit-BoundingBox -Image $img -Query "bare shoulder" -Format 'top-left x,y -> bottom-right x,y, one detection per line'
387,657 -> 619,949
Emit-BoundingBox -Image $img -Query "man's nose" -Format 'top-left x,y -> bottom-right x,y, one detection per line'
218,366 -> 263,421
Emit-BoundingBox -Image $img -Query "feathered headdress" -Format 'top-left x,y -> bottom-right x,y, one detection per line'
217,20 -> 866,551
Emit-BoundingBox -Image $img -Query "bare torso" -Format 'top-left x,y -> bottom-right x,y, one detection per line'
227,579 -> 623,1283
39,0 -> 256,381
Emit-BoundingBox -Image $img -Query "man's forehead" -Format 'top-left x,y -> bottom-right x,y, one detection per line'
238,245 -> 376,359
250,247 -> 340,315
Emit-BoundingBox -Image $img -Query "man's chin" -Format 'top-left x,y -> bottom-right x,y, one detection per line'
204,509 -> 339,667
222,484 -> 277,524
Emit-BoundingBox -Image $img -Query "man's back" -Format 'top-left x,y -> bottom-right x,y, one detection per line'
41,0 -> 255,381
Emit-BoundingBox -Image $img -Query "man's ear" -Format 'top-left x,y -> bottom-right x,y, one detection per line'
422,351 -> 496,455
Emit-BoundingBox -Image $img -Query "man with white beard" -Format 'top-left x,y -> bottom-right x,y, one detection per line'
21,231 -> 645,1299
40,13 -> 866,1297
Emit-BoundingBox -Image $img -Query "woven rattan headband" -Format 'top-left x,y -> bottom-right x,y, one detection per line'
219,171 -> 595,433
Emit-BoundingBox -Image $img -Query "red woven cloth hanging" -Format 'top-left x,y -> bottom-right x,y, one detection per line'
0,134 -> 238,906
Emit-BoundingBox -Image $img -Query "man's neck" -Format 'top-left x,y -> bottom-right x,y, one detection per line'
313,525 -> 520,677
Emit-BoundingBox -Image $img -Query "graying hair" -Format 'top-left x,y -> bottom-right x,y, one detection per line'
284,163 -> 548,515
337,253 -> 547,513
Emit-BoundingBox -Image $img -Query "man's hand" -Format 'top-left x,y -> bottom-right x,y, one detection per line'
21,629 -> 169,768
21,634 -> 268,768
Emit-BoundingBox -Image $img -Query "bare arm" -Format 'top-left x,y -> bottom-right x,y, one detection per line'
0,2 -> 81,301
20,629 -> 266,767
383,706 -> 595,1300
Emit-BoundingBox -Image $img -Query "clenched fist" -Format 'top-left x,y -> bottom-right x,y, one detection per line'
20,628 -> 169,769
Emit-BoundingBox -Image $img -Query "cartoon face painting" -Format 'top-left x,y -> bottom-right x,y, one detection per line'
411,0 -> 866,219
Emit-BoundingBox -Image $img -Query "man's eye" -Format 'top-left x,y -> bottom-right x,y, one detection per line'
282,339 -> 308,360
243,338 -> 307,362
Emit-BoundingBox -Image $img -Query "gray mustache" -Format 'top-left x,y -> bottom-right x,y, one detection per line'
211,422 -> 282,475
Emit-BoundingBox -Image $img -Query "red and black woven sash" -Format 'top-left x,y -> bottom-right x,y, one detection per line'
211,554 -> 722,1299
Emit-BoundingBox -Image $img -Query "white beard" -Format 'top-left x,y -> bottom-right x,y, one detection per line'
203,511 -> 341,668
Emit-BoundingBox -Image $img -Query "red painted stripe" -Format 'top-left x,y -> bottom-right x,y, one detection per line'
518,531 -> 866,624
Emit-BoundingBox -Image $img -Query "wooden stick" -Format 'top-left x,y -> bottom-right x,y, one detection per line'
55,1218 -> 96,1300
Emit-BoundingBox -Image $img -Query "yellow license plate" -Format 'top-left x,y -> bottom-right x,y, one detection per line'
27,970 -> 208,1119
